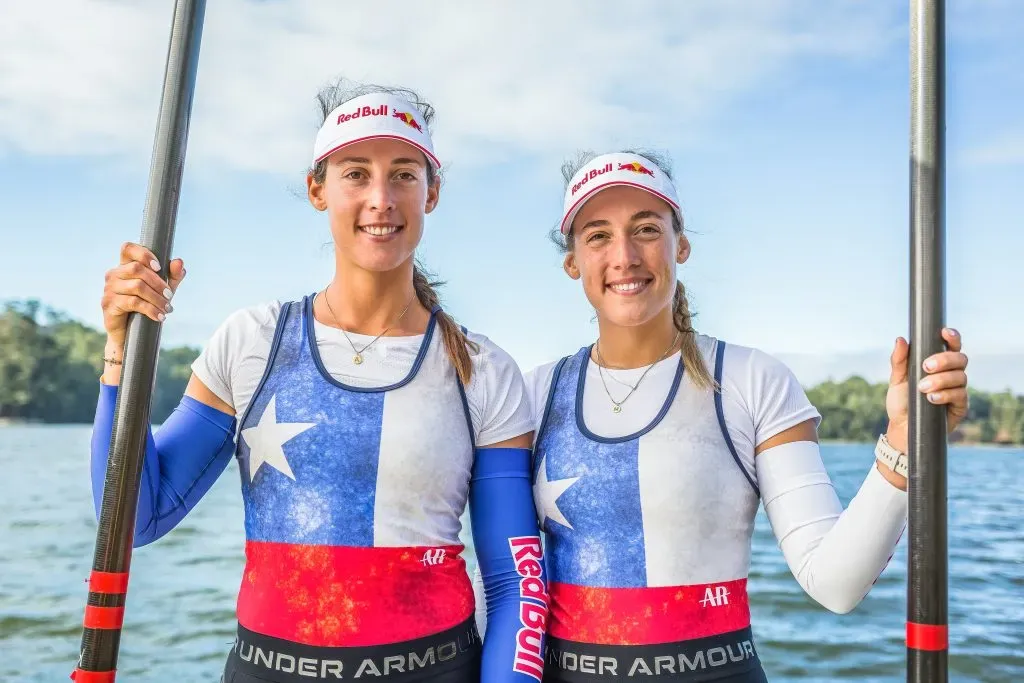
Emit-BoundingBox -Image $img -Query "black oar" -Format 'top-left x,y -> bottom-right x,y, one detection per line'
73,1 -> 206,680
907,0 -> 949,681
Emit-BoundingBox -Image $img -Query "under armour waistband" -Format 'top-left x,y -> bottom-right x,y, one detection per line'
542,627 -> 765,682
224,618 -> 481,682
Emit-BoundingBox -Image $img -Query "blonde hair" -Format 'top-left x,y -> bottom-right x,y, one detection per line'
412,264 -> 479,385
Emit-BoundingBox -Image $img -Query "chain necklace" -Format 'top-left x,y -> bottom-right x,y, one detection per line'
594,331 -> 680,413
320,285 -> 415,365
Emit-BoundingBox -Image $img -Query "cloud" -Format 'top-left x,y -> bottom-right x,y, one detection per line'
0,0 -> 901,176
964,130 -> 1024,167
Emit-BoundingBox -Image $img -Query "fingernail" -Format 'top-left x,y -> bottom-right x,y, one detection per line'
948,328 -> 959,336
163,287 -> 173,299
928,392 -> 941,402
151,259 -> 161,271
924,359 -> 936,371
166,303 -> 174,313
919,379 -> 933,391
158,313 -> 166,321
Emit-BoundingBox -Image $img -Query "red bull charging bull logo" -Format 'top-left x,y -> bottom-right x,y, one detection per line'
571,160 -> 657,196
618,161 -> 656,177
393,111 -> 423,132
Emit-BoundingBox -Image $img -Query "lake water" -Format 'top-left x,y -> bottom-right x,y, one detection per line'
1,426 -> 1020,681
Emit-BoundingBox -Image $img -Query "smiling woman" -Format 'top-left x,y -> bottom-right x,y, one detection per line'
502,148 -> 972,683
88,78 -> 547,683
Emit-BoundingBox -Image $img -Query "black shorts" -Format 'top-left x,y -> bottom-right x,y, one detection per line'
542,628 -> 768,682
221,618 -> 481,683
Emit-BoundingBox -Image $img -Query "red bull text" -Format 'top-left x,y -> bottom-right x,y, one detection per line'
571,163 -> 613,196
509,536 -> 548,682
336,104 -> 390,125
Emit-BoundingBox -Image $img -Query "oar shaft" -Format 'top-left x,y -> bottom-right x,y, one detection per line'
75,0 -> 206,677
907,0 -> 948,680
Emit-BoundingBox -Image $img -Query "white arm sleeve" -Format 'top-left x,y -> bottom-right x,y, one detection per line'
756,440 -> 908,614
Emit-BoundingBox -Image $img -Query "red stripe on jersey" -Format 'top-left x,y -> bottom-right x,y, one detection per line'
236,541 -> 474,646
549,578 -> 750,645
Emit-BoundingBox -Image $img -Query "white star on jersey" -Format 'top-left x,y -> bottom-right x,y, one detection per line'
241,395 -> 315,482
533,453 -> 579,530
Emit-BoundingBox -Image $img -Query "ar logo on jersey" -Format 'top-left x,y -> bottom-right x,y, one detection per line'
421,548 -> 446,566
700,585 -> 730,607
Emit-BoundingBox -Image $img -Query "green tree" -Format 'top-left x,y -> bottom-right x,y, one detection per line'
0,300 -> 199,424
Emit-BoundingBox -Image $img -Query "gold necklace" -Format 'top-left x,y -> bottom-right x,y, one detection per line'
320,285 -> 415,365
594,331 -> 680,413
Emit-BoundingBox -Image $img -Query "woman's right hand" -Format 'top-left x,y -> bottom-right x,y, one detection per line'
102,242 -> 186,347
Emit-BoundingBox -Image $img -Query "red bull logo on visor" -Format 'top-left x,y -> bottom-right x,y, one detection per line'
618,161 -> 656,177
509,536 -> 548,682
336,104 -> 390,125
393,111 -> 424,132
571,162 -> 613,196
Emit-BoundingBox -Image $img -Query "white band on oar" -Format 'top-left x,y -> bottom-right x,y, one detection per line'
312,93 -> 440,170
560,152 -> 682,235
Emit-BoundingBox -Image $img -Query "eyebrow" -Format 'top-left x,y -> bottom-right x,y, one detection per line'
336,156 -> 424,166
579,210 -> 666,232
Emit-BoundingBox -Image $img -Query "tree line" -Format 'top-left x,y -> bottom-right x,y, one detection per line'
2,300 -> 1022,444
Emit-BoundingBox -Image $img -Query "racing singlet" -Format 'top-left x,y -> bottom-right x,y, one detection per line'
532,337 -> 767,682
224,296 -> 481,682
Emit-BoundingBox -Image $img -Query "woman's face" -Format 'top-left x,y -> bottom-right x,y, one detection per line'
564,185 -> 690,329
307,137 -> 439,273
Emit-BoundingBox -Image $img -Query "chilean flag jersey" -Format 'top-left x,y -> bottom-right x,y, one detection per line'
234,297 -> 477,648
533,337 -> 767,681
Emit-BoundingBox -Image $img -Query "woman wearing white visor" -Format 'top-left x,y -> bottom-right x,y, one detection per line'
90,82 -> 548,683
520,150 -> 969,682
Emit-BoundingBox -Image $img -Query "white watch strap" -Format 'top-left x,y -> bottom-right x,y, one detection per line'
875,433 -> 908,478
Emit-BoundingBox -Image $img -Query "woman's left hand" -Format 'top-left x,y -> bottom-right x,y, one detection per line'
884,327 -> 969,455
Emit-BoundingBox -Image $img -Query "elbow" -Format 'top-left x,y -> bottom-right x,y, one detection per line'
805,585 -> 867,615
819,596 -> 861,615
131,515 -> 168,548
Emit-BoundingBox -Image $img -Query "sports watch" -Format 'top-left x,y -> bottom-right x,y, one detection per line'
874,433 -> 908,478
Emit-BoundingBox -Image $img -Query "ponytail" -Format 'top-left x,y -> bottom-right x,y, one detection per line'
672,280 -> 717,391
412,264 -> 479,385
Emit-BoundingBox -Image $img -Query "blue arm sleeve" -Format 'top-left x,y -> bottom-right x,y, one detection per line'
90,382 -> 237,547
469,447 -> 548,683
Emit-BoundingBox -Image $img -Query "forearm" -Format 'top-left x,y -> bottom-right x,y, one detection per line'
469,447 -> 549,682
100,335 -> 125,386
90,382 -> 237,546
757,440 -> 907,614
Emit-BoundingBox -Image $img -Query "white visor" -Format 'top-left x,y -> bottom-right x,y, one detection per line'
312,93 -> 440,170
560,152 -> 681,235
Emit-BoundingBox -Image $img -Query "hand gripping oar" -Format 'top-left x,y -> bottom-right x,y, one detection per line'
72,1 -> 206,681
907,0 -> 949,681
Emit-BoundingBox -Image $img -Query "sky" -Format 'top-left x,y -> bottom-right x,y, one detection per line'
1,0 -> 1022,391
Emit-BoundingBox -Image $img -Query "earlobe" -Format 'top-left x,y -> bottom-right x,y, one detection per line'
307,173 -> 327,212
563,253 -> 581,280
424,180 -> 440,214
677,234 -> 691,264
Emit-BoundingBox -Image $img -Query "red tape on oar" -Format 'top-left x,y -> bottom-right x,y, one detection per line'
88,571 -> 129,595
83,606 -> 125,630
70,669 -> 116,682
907,622 -> 949,651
